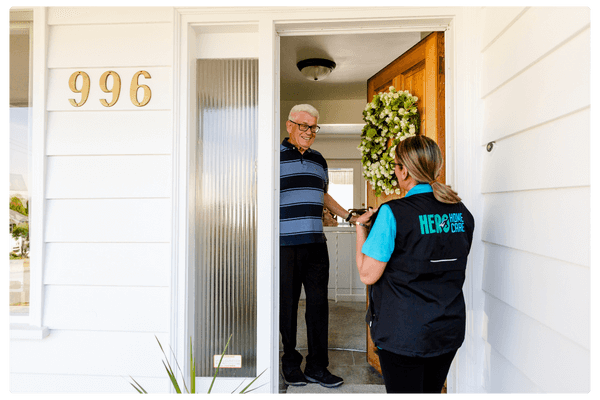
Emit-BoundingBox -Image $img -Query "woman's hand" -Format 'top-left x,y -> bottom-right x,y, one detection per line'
357,207 -> 378,226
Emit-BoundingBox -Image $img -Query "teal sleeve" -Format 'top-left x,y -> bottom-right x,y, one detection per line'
361,204 -> 396,262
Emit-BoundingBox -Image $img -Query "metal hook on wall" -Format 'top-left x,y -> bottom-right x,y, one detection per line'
486,141 -> 495,152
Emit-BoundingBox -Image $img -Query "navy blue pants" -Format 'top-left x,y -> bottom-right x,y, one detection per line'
279,243 -> 329,373
378,348 -> 458,393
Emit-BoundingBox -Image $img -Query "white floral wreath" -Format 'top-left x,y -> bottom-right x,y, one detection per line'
358,86 -> 420,196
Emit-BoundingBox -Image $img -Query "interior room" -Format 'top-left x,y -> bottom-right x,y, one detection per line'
278,30 -> 430,393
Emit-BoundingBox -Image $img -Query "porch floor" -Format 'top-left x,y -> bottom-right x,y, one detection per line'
278,300 -> 385,393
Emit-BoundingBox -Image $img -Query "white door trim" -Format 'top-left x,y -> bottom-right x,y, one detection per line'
172,10 -> 278,394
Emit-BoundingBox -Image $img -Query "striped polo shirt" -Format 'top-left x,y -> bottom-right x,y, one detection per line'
280,138 -> 329,246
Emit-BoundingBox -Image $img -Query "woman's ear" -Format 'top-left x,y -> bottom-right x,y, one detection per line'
400,165 -> 409,181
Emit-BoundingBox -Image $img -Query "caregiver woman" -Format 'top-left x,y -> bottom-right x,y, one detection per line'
355,135 -> 474,393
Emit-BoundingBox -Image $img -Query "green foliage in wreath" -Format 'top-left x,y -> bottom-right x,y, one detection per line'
358,86 -> 420,196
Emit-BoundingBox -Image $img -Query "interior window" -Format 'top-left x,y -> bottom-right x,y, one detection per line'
328,168 -> 354,223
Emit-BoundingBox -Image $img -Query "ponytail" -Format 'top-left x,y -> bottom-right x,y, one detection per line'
395,136 -> 462,204
429,180 -> 461,204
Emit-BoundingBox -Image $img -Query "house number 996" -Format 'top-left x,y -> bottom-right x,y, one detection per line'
68,70 -> 152,107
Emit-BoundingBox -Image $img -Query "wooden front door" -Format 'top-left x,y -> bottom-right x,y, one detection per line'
365,31 -> 446,374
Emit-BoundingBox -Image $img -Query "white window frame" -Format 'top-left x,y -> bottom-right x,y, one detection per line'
10,6 -> 50,340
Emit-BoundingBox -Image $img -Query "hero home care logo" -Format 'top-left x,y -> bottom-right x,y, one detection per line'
418,213 -> 465,235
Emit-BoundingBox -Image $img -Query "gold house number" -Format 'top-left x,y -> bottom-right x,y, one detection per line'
68,70 -> 152,107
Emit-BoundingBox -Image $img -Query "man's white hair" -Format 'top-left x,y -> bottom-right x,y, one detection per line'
288,104 -> 319,120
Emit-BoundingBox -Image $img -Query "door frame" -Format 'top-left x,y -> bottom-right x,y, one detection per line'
274,17 -> 459,392
172,11 -> 277,394
173,8 -> 463,394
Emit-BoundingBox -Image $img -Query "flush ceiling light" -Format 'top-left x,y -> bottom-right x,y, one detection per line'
297,58 -> 336,81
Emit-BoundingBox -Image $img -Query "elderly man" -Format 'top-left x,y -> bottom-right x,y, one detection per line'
280,104 -> 357,388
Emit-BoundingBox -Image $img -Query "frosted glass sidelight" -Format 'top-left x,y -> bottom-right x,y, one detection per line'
195,59 -> 258,377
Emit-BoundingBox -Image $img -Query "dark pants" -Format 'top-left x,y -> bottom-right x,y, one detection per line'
377,348 -> 458,393
279,243 -> 329,373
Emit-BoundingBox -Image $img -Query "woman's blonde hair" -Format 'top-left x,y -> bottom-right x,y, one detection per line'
395,135 -> 462,204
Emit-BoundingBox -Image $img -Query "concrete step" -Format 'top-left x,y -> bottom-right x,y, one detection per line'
286,383 -> 386,394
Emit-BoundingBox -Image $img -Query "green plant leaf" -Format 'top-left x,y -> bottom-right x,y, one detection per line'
155,336 -> 184,393
129,376 -> 147,394
168,342 -> 189,393
162,360 -> 182,393
208,333 -> 232,394
132,333 -> 264,394
190,337 -> 196,394
239,368 -> 267,394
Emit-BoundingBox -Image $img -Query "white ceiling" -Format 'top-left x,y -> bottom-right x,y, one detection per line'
280,31 -> 425,101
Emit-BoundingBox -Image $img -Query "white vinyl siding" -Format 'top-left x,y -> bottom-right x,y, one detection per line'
479,7 -> 590,393
10,8 -> 173,393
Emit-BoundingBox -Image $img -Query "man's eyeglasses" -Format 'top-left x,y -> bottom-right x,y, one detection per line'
289,120 -> 320,134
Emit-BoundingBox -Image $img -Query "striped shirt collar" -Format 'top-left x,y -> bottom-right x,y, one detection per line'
282,137 -> 312,153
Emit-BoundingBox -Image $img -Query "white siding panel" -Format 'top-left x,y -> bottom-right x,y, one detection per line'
480,7 -> 525,52
11,9 -> 177,395
47,111 -> 172,155
482,188 -> 590,267
482,28 -> 590,144
483,244 -> 589,348
10,330 -> 169,377
478,4 -> 591,395
481,108 -> 589,193
10,374 -> 169,394
484,295 -> 589,392
48,6 -> 172,25
45,243 -> 170,286
46,155 -> 171,199
47,67 -> 172,111
482,7 -> 590,96
48,23 -> 172,68
44,286 -> 170,332
482,343 -> 542,393
45,199 -> 171,243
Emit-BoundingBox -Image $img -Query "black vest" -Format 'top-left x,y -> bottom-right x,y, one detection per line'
367,192 -> 474,357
